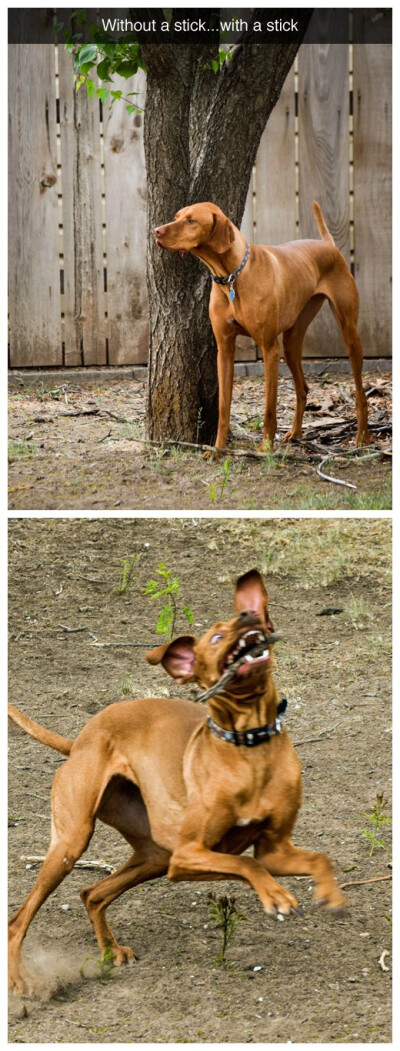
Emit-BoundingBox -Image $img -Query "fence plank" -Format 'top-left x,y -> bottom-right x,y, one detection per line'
102,72 -> 149,364
353,44 -> 391,356
58,48 -> 106,365
254,68 -> 296,245
8,44 -> 61,366
298,40 -> 350,356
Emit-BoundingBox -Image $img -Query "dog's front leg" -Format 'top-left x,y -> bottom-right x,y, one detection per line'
258,337 -> 280,451
255,835 -> 346,910
168,807 -> 301,917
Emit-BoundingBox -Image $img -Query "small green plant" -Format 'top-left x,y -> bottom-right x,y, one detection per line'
209,457 -> 231,503
143,563 -> 194,641
361,794 -> 392,856
115,554 -> 140,595
8,439 -> 36,461
79,939 -> 116,983
208,892 -> 244,966
261,439 -> 277,474
345,595 -> 370,629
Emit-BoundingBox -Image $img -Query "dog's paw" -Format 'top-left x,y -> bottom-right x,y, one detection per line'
203,447 -> 224,461
280,429 -> 300,445
314,885 -> 348,913
111,944 -> 136,967
263,887 -> 300,918
8,963 -> 36,996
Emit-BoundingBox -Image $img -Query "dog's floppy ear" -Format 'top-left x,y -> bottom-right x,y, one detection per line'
234,570 -> 274,631
146,635 -> 198,684
208,210 -> 236,254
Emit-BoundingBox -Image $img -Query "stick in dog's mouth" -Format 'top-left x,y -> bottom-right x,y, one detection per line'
196,630 -> 282,703
221,628 -> 271,674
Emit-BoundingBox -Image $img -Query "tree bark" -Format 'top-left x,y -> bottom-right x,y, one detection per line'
142,13 -> 311,443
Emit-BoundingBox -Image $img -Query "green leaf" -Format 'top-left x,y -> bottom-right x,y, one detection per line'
80,60 -> 96,76
211,59 -> 219,73
77,43 -> 98,64
96,57 -> 112,81
125,105 -> 137,114
86,78 -> 96,99
115,60 -> 139,79
156,606 -> 173,636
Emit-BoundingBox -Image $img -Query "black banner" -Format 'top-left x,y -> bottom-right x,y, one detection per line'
8,8 -> 393,45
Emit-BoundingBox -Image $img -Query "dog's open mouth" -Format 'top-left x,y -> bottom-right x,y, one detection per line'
220,628 -> 270,678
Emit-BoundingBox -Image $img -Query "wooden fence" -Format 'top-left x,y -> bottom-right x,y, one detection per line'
8,42 -> 392,368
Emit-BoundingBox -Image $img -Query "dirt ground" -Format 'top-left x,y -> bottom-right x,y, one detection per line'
8,370 -> 391,511
8,518 -> 392,1043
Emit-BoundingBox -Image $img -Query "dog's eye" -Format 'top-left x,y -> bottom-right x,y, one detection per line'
210,633 -> 223,644
186,218 -> 196,225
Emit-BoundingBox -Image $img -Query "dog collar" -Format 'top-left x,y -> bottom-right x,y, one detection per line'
210,242 -> 250,300
206,698 -> 288,748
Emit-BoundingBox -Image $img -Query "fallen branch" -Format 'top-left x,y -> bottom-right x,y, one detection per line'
294,723 -> 339,746
339,875 -> 392,890
21,855 -> 114,873
317,454 -> 357,490
91,640 -> 152,648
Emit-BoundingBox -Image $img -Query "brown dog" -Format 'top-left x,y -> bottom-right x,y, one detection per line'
8,570 -> 345,995
155,202 -> 369,452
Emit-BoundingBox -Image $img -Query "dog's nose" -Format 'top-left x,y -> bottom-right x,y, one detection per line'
237,610 -> 257,622
155,225 -> 166,237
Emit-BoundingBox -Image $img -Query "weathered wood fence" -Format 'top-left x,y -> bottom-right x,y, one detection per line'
8,42 -> 391,368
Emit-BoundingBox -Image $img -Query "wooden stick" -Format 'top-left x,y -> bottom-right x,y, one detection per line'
340,875 -> 391,889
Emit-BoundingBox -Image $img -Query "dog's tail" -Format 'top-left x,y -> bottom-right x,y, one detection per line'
312,201 -> 335,245
8,704 -> 73,755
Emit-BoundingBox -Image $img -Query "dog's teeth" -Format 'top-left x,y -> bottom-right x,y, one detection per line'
244,654 -> 254,663
262,649 -> 269,659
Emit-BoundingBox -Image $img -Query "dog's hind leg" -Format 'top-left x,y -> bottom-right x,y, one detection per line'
80,841 -> 170,965
281,294 -> 325,442
8,753 -> 105,994
322,265 -> 370,446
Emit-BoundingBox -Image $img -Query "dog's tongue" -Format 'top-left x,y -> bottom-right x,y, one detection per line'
235,650 -> 270,676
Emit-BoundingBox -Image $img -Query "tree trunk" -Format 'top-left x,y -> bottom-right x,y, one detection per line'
142,15 -> 311,443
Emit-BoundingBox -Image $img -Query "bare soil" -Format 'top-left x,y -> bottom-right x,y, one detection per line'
8,518 -> 392,1043
8,371 -> 391,511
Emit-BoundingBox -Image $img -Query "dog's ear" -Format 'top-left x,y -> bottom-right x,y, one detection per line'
208,211 -> 235,254
146,635 -> 198,684
234,570 -> 274,631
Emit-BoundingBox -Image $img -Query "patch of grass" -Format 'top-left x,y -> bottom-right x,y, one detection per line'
118,675 -> 137,697
361,794 -> 392,856
209,457 -> 232,503
8,439 -> 36,461
344,489 -> 392,511
120,420 -> 143,441
115,554 -> 140,595
79,939 -> 116,983
345,595 -> 371,629
256,518 -> 391,589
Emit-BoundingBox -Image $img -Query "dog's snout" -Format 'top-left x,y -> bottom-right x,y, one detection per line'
237,610 -> 258,625
155,224 -> 167,237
